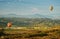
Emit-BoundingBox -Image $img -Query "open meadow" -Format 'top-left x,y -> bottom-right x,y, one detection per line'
0,18 -> 60,39
0,26 -> 60,39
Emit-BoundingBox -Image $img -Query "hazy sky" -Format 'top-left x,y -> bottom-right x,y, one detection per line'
0,0 -> 60,18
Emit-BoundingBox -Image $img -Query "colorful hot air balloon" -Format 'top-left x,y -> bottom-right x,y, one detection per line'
49,5 -> 53,11
7,22 -> 12,27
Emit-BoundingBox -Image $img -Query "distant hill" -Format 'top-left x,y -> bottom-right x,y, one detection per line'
0,14 -> 53,18
0,17 -> 60,27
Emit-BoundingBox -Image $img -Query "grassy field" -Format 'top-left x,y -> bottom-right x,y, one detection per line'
0,26 -> 60,39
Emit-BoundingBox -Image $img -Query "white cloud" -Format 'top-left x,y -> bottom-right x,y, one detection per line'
31,7 -> 49,15
32,8 -> 39,13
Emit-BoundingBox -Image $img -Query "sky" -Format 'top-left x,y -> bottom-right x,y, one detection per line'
0,0 -> 60,18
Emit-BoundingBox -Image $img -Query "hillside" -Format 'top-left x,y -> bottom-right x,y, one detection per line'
0,17 -> 60,27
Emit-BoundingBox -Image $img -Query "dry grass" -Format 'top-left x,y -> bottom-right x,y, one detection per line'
0,26 -> 60,39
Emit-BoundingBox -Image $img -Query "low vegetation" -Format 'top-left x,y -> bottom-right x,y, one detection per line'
0,17 -> 60,39
0,26 -> 60,39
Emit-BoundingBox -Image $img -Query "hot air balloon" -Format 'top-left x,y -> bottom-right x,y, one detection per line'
7,22 -> 12,27
49,5 -> 53,11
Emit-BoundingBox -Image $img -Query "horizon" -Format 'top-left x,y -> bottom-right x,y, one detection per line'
0,0 -> 60,19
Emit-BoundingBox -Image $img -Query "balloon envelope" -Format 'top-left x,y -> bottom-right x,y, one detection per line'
49,5 -> 53,11
7,22 -> 12,27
